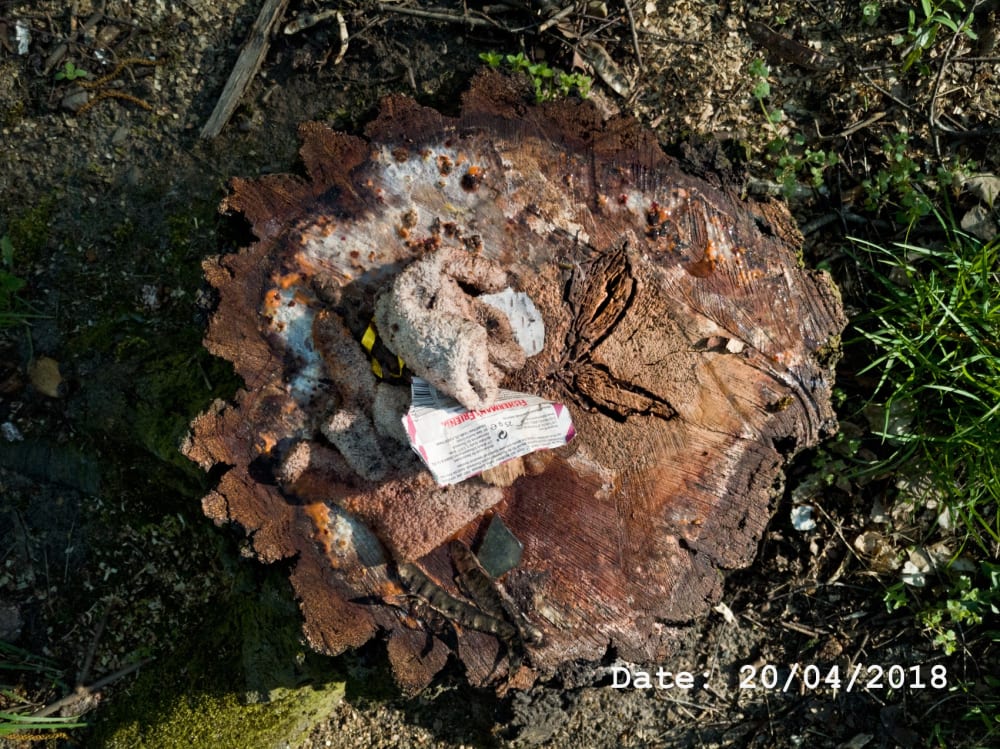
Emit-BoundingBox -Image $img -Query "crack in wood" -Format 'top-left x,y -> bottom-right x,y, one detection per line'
555,241 -> 677,422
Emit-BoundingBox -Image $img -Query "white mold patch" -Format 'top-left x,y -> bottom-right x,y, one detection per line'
480,289 -> 545,356
263,284 -> 324,403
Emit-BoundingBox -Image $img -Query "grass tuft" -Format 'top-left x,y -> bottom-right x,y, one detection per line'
851,213 -> 1000,554
0,641 -> 87,738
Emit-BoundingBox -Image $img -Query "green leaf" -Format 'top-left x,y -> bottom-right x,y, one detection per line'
935,14 -> 959,32
0,272 -> 25,295
747,58 -> 769,78
55,60 -> 88,81
752,80 -> 771,99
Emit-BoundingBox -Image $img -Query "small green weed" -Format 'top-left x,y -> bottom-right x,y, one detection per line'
1,233 -> 13,267
862,131 -> 933,223
747,57 -> 775,108
479,51 -> 502,68
774,138 -> 840,195
54,60 -> 89,81
859,130 -> 976,225
479,51 -> 591,103
747,58 -> 839,198
956,674 -> 1000,741
860,0 -> 881,26
852,216 -> 1000,554
894,0 -> 978,73
0,233 -> 47,328
883,561 -> 1000,655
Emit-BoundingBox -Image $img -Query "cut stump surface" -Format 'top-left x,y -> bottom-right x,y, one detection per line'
183,70 -> 846,693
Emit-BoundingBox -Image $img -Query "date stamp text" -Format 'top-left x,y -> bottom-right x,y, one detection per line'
611,663 -> 948,692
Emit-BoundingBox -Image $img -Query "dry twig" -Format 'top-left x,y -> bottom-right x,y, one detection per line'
375,1 -> 515,30
200,0 -> 290,139
623,0 -> 643,69
31,657 -> 154,719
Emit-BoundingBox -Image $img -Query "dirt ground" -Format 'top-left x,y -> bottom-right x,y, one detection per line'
1,0 -> 998,747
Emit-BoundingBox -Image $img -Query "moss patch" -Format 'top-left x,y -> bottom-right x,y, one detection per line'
97,683 -> 345,749
4,196 -> 55,261
91,570 -> 347,749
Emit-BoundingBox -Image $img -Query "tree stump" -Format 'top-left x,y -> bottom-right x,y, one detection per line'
183,70 -> 846,693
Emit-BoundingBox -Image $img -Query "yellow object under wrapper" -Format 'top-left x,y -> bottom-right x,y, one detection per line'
361,321 -> 404,379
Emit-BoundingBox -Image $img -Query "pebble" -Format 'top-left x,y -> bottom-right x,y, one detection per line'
1,421 -> 23,442
28,355 -> 64,397
60,90 -> 90,112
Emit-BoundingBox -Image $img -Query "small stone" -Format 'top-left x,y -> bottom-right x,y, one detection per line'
15,20 -> 30,55
61,90 -> 90,113
713,601 -> 736,623
1,421 -> 23,442
125,165 -> 143,187
842,734 -> 874,749
960,204 -> 997,242
965,173 -> 1000,207
901,560 -> 926,588
790,504 -> 816,531
28,356 -> 63,398
477,515 -> 523,577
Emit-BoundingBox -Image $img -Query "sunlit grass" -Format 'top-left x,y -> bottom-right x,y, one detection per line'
851,215 -> 1000,553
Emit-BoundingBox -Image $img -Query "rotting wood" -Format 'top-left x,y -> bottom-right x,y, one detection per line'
200,0 -> 289,139
184,70 -> 847,693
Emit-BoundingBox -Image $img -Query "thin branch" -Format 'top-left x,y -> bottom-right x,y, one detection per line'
948,55 -> 1000,62
623,0 -> 643,70
927,1 -> 982,155
75,606 -> 108,686
376,1 -> 518,31
816,110 -> 887,140
31,658 -> 154,718
538,4 -> 574,33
